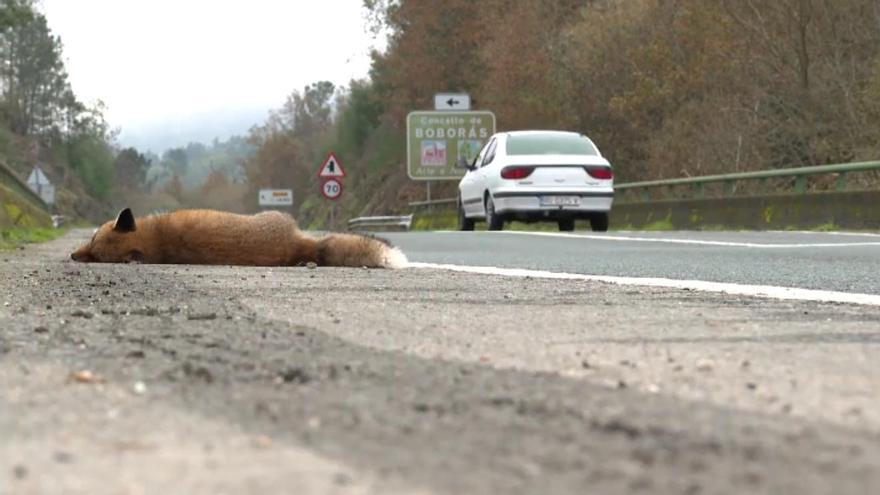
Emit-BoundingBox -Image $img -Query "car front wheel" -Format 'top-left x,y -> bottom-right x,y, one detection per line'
458,197 -> 475,231
590,212 -> 609,232
485,195 -> 504,231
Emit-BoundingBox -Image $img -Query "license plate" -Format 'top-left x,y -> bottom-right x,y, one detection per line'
540,196 -> 580,206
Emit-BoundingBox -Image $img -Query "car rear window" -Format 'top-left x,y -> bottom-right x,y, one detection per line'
506,133 -> 598,156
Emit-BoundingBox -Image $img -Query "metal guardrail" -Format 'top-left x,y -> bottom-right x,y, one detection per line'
402,160 -> 880,209
615,160 -> 880,200
348,214 -> 414,231
0,160 -> 50,212
408,198 -> 457,208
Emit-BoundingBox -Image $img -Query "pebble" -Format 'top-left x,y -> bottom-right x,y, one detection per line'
696,359 -> 715,372
12,464 -> 27,480
133,381 -> 147,395
306,262 -> 318,269
70,370 -> 104,384
34,326 -> 49,333
280,368 -> 311,384
334,472 -> 352,485
253,435 -> 273,448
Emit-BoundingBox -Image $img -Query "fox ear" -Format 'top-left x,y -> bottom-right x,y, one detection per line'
113,208 -> 137,233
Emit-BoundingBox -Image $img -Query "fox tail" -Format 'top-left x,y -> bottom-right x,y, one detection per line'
317,233 -> 408,269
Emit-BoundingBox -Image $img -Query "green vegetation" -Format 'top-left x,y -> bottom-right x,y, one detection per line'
1,0 -> 119,222
237,0 -> 880,229
0,179 -> 62,250
412,210 -> 457,231
0,225 -> 66,250
0,182 -> 51,227
7,1 -> 879,231
412,209 -> 596,233
806,222 -> 840,232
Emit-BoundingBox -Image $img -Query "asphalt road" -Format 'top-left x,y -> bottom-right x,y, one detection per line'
2,229 -> 879,494
384,230 -> 880,294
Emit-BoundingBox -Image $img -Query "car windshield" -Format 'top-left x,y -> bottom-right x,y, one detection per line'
506,133 -> 598,156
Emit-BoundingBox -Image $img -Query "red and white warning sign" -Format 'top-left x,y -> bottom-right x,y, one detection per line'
321,179 -> 343,200
318,152 -> 346,178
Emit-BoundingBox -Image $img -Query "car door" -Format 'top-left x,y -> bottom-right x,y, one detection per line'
473,137 -> 499,215
460,137 -> 495,217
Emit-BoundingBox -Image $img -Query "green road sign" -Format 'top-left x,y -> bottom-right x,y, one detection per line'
406,110 -> 496,180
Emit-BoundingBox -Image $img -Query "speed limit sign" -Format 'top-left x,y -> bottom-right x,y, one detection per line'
321,178 -> 343,200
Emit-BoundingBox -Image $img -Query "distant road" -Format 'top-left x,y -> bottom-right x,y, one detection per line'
385,230 -> 880,295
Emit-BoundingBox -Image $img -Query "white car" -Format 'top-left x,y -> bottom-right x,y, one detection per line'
457,130 -> 614,231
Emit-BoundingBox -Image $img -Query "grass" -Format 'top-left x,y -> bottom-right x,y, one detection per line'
0,178 -> 68,250
413,209 -> 598,232
412,210 -> 457,231
640,219 -> 676,231
0,226 -> 68,250
409,209 -> 867,233
806,222 -> 839,232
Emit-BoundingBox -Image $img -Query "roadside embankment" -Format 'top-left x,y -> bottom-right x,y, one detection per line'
0,165 -> 59,249
406,190 -> 880,232
613,191 -> 880,231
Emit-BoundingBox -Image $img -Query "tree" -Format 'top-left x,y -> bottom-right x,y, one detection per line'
335,79 -> 384,158
67,132 -> 114,200
0,3 -> 81,136
162,147 -> 189,176
114,147 -> 150,190
245,121 -> 305,210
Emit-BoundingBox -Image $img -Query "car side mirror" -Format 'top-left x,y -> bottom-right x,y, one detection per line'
456,156 -> 473,170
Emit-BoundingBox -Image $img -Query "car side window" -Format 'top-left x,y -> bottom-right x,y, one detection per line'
481,139 -> 498,168
472,140 -> 490,167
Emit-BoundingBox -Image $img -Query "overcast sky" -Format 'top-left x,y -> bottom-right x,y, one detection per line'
41,0 -> 380,147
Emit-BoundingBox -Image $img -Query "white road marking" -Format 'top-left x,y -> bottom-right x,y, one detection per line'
437,230 -> 880,248
409,262 -> 880,306
768,230 -> 880,238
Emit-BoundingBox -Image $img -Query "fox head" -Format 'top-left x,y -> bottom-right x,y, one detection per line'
70,208 -> 146,263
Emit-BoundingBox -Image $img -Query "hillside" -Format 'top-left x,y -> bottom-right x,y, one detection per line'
1,1 -> 118,225
237,0 -> 880,229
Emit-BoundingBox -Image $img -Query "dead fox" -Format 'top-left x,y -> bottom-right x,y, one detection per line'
70,208 -> 408,268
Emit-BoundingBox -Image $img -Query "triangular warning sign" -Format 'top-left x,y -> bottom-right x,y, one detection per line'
27,166 -> 50,186
318,152 -> 346,178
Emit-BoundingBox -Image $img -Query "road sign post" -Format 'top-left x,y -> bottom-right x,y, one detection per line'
406,110 -> 496,181
321,179 -> 343,200
318,152 -> 346,229
318,152 -> 345,201
434,93 -> 471,111
27,166 -> 55,205
318,152 -> 346,179
258,189 -> 294,207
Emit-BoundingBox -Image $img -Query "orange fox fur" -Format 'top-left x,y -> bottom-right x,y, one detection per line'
70,208 -> 408,269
